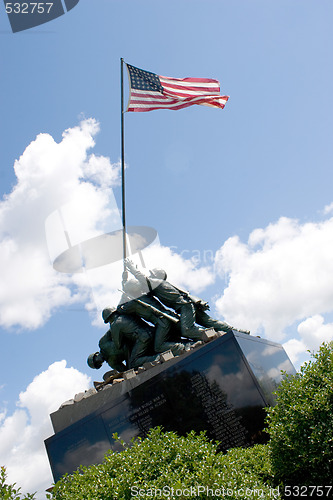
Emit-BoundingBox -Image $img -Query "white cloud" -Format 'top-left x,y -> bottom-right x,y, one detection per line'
0,361 -> 90,499
282,338 -> 307,366
0,119 -> 120,330
297,314 -> 333,352
214,215 -> 333,358
323,202 -> 333,215
141,244 -> 215,294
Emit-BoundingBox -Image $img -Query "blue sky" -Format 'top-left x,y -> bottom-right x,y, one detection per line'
1,0 -> 333,496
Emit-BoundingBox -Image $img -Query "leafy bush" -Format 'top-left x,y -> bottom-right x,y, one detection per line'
0,466 -> 35,500
49,428 -> 278,499
266,341 -> 333,485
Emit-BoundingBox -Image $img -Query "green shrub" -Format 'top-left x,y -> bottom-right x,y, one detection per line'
0,466 -> 35,500
266,341 -> 333,485
49,428 -> 278,499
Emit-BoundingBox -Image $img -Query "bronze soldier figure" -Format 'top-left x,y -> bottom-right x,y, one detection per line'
119,279 -> 186,355
101,306 -> 160,369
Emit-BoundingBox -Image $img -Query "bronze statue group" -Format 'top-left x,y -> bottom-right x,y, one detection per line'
88,259 -> 247,374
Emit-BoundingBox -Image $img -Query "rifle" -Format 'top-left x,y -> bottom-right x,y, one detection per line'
94,371 -> 124,391
118,289 -> 179,324
174,286 -> 210,311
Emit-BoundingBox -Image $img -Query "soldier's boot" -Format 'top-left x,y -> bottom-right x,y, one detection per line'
170,342 -> 186,355
131,353 -> 161,369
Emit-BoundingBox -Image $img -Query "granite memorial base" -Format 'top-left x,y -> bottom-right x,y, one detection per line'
45,331 -> 295,483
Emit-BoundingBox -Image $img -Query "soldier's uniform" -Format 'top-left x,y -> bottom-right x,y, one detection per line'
118,291 -> 184,354
98,335 -> 128,373
106,312 -> 158,369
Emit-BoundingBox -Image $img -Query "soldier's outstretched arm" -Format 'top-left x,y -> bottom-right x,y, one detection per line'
174,284 -> 210,311
124,258 -> 148,286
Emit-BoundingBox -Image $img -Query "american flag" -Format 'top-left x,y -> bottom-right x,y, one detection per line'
125,63 -> 229,112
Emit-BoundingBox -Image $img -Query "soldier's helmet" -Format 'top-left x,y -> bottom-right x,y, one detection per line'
102,306 -> 117,323
87,352 -> 104,369
123,279 -> 142,296
150,268 -> 167,280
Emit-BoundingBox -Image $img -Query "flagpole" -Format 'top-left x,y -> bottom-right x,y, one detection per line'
120,57 -> 127,281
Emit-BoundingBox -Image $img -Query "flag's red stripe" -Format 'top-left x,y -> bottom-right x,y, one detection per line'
161,82 -> 220,93
162,84 -> 220,93
127,95 -> 228,111
129,91 -> 229,106
160,76 -> 220,84
129,98 -> 227,108
162,88 -> 221,99
161,82 -> 220,91
129,97 -> 228,107
130,89 -> 227,100
163,87 -> 220,96
127,100 -> 227,112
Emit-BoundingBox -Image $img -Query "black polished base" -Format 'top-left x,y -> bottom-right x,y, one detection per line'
45,331 -> 295,483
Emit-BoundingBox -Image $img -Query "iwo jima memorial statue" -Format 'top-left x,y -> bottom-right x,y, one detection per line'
44,61 -> 296,483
